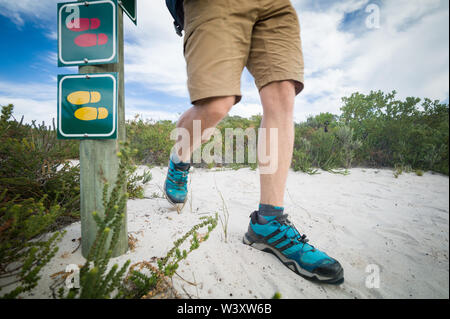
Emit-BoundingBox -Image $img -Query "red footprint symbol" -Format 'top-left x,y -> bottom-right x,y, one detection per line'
66,18 -> 108,48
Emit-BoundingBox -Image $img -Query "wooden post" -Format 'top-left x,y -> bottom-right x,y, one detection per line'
79,4 -> 127,258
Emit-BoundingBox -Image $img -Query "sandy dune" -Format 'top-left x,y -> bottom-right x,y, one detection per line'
12,167 -> 449,299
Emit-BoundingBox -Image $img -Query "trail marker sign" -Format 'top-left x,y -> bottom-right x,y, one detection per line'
58,73 -> 118,139
119,0 -> 137,25
58,0 -> 118,67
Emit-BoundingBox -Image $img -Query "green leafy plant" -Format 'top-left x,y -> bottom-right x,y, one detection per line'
340,91 -> 449,175
121,214 -> 218,299
292,137 -> 318,174
127,116 -> 176,166
123,93 -> 448,176
217,187 -> 230,243
394,163 -> 413,178
127,166 -> 152,199
0,104 -> 80,226
59,142 -> 217,299
0,190 -> 65,299
62,143 -> 134,299
272,292 -> 282,299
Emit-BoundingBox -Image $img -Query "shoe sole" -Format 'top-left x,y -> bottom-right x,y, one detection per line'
163,186 -> 187,212
243,234 -> 344,285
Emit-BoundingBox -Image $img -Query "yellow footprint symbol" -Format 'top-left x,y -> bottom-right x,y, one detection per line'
67,91 -> 109,121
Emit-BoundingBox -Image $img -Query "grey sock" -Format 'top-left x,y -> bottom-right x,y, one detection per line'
257,204 -> 284,224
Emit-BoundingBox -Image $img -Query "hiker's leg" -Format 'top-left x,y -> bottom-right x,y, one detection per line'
175,96 -> 235,163
258,80 -> 296,207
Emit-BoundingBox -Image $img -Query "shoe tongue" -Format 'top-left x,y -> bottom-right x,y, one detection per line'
257,214 -> 274,224
276,217 -> 301,239
260,215 -> 300,238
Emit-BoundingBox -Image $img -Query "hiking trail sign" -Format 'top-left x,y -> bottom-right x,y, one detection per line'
119,0 -> 137,25
58,73 -> 118,139
58,0 -> 118,67
55,0 -> 134,258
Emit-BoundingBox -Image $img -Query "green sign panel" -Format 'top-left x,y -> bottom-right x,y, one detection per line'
58,73 -> 118,139
119,0 -> 137,25
58,0 -> 118,67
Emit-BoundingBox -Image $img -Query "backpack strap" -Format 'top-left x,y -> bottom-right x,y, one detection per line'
166,0 -> 185,37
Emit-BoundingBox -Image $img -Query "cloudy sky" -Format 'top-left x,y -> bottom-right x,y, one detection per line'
0,0 -> 448,125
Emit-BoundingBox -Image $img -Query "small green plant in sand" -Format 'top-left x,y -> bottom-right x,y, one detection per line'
54,143 -> 217,299
121,214 -> 218,299
0,104 -> 81,226
292,138 -> 318,175
127,165 -> 152,199
272,292 -> 282,299
394,163 -> 413,178
0,191 -> 65,299
215,181 -> 230,243
61,142 -> 134,299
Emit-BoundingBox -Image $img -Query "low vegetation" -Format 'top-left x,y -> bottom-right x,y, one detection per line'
0,89 -> 447,298
125,91 -> 449,176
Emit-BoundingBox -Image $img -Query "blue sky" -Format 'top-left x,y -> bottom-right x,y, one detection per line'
0,0 -> 448,125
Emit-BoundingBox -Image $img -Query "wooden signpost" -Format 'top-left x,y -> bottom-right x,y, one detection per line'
57,0 -> 137,258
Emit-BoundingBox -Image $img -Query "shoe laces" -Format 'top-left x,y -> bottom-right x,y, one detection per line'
167,165 -> 189,191
276,214 -> 316,251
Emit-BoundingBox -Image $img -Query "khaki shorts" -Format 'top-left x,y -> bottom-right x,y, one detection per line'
183,0 -> 304,105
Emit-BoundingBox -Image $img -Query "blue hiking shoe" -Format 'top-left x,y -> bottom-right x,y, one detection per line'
243,211 -> 344,284
164,157 -> 190,205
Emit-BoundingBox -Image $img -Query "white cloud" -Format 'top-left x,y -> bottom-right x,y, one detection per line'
229,103 -> 263,119
125,109 -> 180,123
123,1 -> 187,98
125,96 -> 182,122
0,79 -> 56,125
0,80 -> 55,101
292,0 -> 449,119
0,97 -> 56,126
0,0 -> 57,27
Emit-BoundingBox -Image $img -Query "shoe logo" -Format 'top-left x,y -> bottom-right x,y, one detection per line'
67,18 -> 108,48
67,91 -> 109,121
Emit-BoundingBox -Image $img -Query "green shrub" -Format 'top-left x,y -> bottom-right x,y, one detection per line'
121,214 -> 218,299
126,114 -> 262,169
127,116 -> 175,166
340,91 -> 449,175
293,123 -> 361,174
0,190 -> 65,299
127,166 -> 152,199
292,137 -> 317,174
58,143 -> 218,299
0,104 -> 80,224
305,112 -> 338,131
334,125 -> 363,168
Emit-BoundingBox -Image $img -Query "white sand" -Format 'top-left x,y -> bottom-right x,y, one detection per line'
7,167 -> 449,299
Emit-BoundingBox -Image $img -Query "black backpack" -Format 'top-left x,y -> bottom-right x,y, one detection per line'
166,0 -> 184,37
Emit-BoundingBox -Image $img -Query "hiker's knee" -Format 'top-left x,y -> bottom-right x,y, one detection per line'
261,81 -> 296,116
194,96 -> 235,123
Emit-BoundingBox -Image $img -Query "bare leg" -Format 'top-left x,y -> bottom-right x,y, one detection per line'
259,81 -> 296,207
174,96 -> 235,163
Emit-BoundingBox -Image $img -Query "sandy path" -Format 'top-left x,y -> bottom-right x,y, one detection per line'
9,167 -> 449,299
